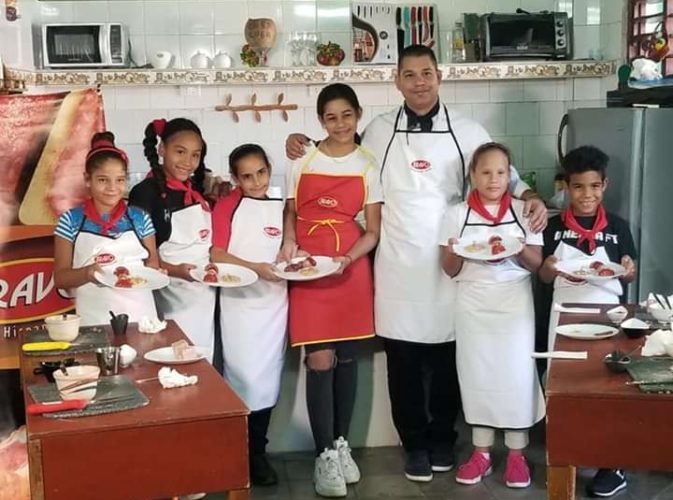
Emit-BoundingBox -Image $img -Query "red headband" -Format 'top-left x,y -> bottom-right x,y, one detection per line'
153,118 -> 167,136
87,139 -> 129,166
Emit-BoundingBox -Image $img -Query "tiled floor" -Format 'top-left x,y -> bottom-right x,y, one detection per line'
204,421 -> 673,500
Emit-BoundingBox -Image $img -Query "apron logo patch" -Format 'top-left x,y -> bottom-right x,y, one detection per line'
264,227 -> 282,238
95,253 -> 116,265
410,160 -> 432,172
317,196 -> 338,208
199,229 -> 210,240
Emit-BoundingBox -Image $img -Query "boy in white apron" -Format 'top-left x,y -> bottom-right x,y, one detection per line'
540,146 -> 636,497
54,132 -> 159,326
210,144 -> 287,487
439,143 -> 545,489
129,118 -> 217,360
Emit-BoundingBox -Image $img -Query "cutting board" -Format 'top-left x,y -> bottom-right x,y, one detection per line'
627,357 -> 673,393
24,326 -> 110,356
28,375 -> 149,418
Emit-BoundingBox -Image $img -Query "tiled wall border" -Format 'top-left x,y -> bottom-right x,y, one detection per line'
7,60 -> 615,87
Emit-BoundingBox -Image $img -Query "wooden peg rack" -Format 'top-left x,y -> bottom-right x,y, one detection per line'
215,93 -> 297,122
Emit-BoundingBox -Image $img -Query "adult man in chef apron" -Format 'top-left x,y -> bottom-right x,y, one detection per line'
286,44 -> 547,482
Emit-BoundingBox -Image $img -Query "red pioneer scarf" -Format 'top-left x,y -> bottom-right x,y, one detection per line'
467,190 -> 512,224
164,177 -> 210,212
83,198 -> 127,235
561,204 -> 607,253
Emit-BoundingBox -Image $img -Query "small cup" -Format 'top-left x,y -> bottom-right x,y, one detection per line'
110,314 -> 129,336
96,346 -> 120,376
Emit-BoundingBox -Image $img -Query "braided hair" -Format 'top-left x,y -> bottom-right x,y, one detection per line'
142,117 -> 208,197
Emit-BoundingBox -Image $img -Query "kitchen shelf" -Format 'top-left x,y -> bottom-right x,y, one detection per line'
6,60 -> 616,88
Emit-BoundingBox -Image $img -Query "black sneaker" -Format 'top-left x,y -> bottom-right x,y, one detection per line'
587,469 -> 627,497
429,446 -> 454,472
404,450 -> 433,482
250,454 -> 278,486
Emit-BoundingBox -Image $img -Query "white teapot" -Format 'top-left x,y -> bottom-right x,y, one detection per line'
213,51 -> 232,69
190,50 -> 211,69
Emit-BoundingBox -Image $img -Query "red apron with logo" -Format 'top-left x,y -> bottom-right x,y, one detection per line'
289,158 -> 375,347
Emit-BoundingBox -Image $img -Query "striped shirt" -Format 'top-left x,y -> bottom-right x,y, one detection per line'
54,205 -> 155,243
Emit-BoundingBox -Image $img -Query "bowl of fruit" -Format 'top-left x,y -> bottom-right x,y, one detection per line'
316,41 -> 345,66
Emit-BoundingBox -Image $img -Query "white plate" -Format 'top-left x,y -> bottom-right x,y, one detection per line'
555,259 -> 626,282
189,263 -> 258,288
556,323 -> 619,340
273,256 -> 341,281
143,346 -> 208,365
95,265 -> 169,291
454,236 -> 523,261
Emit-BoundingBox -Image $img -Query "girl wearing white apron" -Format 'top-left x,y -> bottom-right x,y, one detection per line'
211,144 -> 287,487
540,147 -> 637,353
440,143 -> 544,489
54,132 -> 159,326
128,118 -> 217,360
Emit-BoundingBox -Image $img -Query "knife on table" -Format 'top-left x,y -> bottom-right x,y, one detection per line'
27,394 -> 135,415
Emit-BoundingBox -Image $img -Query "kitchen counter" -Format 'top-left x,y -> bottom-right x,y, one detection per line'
6,60 -> 615,88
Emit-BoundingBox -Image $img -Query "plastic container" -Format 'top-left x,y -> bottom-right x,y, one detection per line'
451,22 -> 466,63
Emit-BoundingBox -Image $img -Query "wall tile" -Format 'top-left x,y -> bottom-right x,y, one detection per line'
149,86 -> 182,108
109,1 -> 145,36
282,1 -> 316,31
179,1 -> 214,35
601,0 -> 625,25
39,2 -> 74,22
523,134 -> 557,171
71,1 -> 109,23
144,1 -> 180,35
506,102 -> 539,136
449,103 -> 474,119
438,82 -> 456,104
489,81 -> 523,103
213,1 -> 248,35
520,0 -> 556,13
316,1 -> 350,33
145,34 -> 182,68
539,101 -> 567,135
573,25 -> 600,59
492,135 -> 523,168
472,103 -> 506,136
523,80 -> 559,101
573,77 -> 601,100
115,87 -> 152,110
247,1 -> 283,26
455,82 -> 489,103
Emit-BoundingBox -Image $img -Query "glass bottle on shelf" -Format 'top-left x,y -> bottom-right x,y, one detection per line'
451,22 -> 466,63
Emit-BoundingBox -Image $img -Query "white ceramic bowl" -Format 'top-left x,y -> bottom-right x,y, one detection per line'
44,314 -> 81,342
606,307 -> 628,324
53,365 -> 100,401
648,304 -> 673,323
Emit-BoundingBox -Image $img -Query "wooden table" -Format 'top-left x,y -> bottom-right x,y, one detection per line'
546,305 -> 673,500
21,321 -> 250,500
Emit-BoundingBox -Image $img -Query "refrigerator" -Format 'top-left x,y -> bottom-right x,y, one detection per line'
559,107 -> 673,302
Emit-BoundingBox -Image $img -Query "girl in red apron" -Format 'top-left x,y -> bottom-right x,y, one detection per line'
211,144 -> 287,487
281,83 -> 382,498
54,132 -> 160,326
129,118 -> 217,361
439,143 -> 544,489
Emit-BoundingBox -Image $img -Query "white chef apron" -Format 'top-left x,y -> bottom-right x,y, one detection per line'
375,106 -> 465,343
455,207 -> 545,428
156,202 -> 217,360
219,197 -> 287,411
547,242 -> 622,351
72,219 -> 157,327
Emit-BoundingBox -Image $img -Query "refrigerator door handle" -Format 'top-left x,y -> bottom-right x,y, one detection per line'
557,112 -> 569,164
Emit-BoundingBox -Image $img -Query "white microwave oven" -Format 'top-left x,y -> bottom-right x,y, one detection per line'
41,23 -> 129,68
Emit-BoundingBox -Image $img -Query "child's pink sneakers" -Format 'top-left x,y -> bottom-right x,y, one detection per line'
503,453 -> 531,488
455,451 -> 492,485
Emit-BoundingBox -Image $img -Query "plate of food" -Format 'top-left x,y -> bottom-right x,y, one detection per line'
273,256 -> 341,281
555,259 -> 626,281
556,323 -> 619,340
95,265 -> 169,290
189,263 -> 258,288
453,235 -> 523,261
143,340 -> 208,365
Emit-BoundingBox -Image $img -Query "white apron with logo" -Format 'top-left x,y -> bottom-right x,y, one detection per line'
374,106 -> 466,343
156,203 -> 217,360
219,197 -> 287,410
73,224 -> 157,327
454,204 -> 545,428
547,242 -> 621,351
